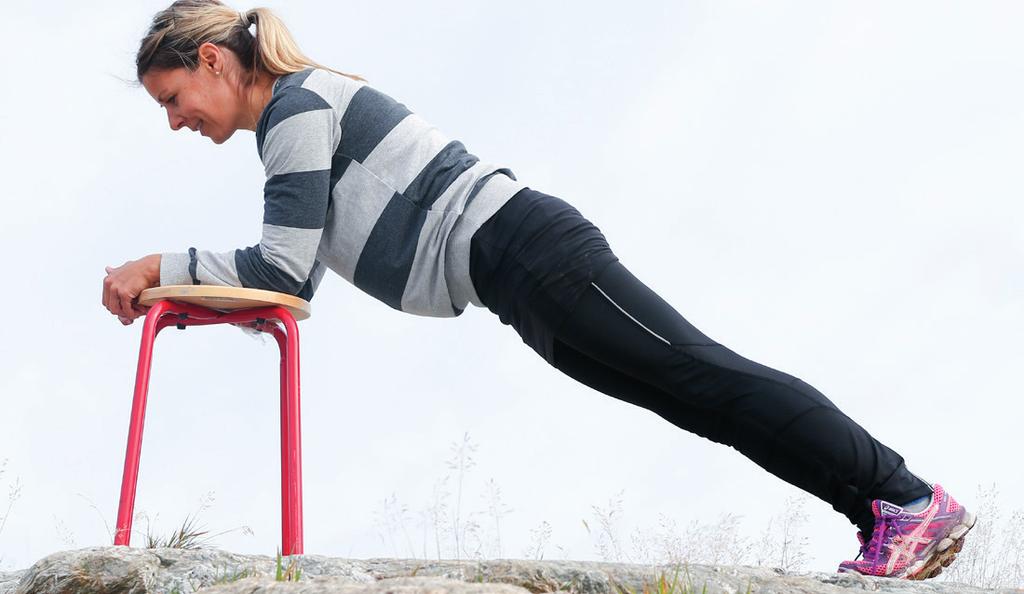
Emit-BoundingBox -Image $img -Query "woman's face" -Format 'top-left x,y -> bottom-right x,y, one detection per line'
141,45 -> 243,144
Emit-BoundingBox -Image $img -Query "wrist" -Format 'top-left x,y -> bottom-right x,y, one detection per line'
145,254 -> 162,286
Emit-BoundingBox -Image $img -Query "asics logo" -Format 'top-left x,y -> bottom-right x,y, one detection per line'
880,502 -> 903,516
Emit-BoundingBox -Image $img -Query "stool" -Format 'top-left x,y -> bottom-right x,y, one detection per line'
113,285 -> 312,555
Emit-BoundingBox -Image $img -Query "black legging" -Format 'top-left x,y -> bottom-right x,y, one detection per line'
469,187 -> 931,536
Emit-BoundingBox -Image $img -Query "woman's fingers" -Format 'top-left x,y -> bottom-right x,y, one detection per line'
104,257 -> 159,323
118,291 -> 136,321
103,264 -> 132,318
102,268 -> 113,313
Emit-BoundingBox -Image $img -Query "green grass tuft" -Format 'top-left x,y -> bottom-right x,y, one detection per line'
275,549 -> 302,582
145,512 -> 209,549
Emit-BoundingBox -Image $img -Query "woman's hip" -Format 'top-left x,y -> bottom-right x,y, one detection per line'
469,187 -> 619,361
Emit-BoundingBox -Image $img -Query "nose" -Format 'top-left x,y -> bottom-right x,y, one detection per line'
166,109 -> 187,131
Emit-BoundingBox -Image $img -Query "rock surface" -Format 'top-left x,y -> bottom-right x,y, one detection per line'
0,572 -> 24,594
2,547 -> 1019,594
198,576 -> 536,594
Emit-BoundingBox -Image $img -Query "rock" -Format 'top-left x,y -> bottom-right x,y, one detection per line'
197,576 -> 538,594
11,548 -> 258,594
0,572 -> 25,594
2,547 -> 1018,594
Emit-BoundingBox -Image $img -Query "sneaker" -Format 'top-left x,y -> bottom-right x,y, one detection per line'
837,483 -> 976,580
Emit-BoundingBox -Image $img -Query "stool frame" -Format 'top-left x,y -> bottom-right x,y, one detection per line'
113,298 -> 304,555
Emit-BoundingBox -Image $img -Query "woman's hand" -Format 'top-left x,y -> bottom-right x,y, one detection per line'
103,254 -> 161,325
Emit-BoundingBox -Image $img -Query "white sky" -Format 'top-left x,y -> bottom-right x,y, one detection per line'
0,0 -> 1022,574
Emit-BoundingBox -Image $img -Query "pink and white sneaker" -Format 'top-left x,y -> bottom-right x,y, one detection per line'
837,483 -> 976,580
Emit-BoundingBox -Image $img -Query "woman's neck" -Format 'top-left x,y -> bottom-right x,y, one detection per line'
241,71 -> 279,132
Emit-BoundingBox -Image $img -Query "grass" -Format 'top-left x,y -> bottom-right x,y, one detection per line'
135,491 -> 253,551
405,558 -> 752,594
373,433 -> 809,570
4,435 -> 1022,590
372,433 -> 777,593
145,512 -> 209,549
169,559 -> 263,592
609,565 -> 755,594
214,565 -> 257,584
940,484 -> 1024,588
275,549 -> 302,582
372,431 -> 1024,590
0,459 -> 22,569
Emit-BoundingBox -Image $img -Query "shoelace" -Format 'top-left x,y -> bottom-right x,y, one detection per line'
861,517 -> 895,561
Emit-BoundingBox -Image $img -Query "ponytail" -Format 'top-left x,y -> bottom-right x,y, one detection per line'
136,1 -> 366,85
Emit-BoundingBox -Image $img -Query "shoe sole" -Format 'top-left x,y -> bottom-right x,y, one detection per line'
905,510 -> 977,581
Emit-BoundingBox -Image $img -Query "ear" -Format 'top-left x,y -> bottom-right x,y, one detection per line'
197,42 -> 224,75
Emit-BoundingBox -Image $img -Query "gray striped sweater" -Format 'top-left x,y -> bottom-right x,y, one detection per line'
159,67 -> 527,317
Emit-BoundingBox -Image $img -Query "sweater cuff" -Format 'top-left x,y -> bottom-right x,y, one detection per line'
160,252 -> 194,286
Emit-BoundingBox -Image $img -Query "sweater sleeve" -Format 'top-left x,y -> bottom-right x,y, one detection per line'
159,86 -> 337,301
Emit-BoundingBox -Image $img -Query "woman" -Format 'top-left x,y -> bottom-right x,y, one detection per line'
102,0 -> 974,579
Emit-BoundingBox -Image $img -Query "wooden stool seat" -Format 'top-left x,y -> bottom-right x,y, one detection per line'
140,285 -> 311,321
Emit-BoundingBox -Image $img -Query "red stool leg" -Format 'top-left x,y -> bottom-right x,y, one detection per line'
272,324 -> 293,552
114,300 -> 173,545
272,310 -> 303,555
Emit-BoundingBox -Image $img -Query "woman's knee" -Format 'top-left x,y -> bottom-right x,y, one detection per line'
589,261 -> 718,347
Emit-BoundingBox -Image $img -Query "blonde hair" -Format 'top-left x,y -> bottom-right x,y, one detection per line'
136,0 -> 366,85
